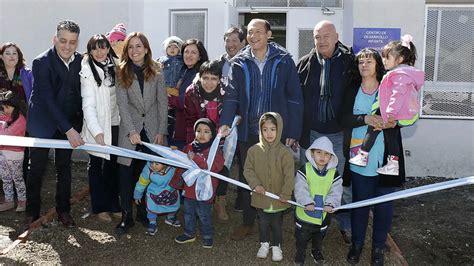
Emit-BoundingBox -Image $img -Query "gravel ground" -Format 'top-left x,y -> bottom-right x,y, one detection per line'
0,159 -> 472,265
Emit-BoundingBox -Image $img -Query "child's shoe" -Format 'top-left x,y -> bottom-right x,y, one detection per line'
147,223 -> 158,236
16,200 -> 26,212
271,245 -> 283,262
165,215 -> 181,227
376,155 -> 399,176
256,242 -> 270,259
175,234 -> 196,244
202,238 -> 213,249
0,201 -> 15,212
349,150 -> 369,166
311,249 -> 324,264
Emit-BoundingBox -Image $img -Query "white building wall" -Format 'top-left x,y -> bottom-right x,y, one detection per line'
0,0 -> 131,64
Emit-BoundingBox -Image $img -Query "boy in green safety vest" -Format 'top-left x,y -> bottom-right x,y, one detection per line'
294,136 -> 343,265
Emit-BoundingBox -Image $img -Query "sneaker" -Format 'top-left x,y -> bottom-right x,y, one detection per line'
0,201 -> 14,212
16,200 -> 26,212
349,150 -> 369,166
311,249 -> 324,264
256,242 -> 270,259
272,245 -> 283,262
147,223 -> 158,236
202,238 -> 213,249
175,234 -> 196,244
165,216 -> 181,227
377,155 -> 399,176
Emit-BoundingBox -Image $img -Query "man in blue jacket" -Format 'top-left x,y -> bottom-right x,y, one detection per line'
219,18 -> 303,240
25,20 -> 84,229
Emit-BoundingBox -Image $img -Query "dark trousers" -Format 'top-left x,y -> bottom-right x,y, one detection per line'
236,135 -> 259,225
362,111 -> 401,157
118,129 -> 149,219
88,126 -> 120,214
350,170 -> 395,249
294,216 -> 331,263
25,132 -> 73,218
257,209 -> 283,246
215,166 -> 229,196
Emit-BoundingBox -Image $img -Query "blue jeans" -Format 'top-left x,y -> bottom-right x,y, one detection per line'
302,130 -> 351,231
184,198 -> 213,240
350,170 -> 395,248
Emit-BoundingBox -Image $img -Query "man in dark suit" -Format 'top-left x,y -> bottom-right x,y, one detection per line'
25,20 -> 84,228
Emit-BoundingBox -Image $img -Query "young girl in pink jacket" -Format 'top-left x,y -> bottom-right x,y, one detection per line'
349,35 -> 425,176
0,90 -> 27,212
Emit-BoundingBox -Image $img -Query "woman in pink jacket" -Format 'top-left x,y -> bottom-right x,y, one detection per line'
349,35 -> 425,176
0,90 -> 27,212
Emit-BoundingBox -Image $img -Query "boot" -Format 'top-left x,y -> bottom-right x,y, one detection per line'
115,211 -> 134,237
371,247 -> 384,266
230,224 -> 255,240
346,244 -> 363,264
215,196 -> 228,221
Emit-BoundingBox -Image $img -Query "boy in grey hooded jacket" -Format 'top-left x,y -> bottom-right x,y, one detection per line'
294,136 -> 343,264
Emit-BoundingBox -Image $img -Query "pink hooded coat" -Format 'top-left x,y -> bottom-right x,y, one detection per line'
379,66 -> 425,123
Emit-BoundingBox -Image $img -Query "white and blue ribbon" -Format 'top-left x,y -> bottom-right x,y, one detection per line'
0,135 -> 472,210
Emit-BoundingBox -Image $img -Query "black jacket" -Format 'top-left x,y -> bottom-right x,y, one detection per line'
340,77 -> 406,187
297,42 -> 356,148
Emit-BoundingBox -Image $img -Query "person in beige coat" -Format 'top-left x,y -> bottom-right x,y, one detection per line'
115,32 -> 168,236
244,112 -> 294,262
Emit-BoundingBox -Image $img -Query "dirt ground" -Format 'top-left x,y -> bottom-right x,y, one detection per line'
0,159 -> 473,265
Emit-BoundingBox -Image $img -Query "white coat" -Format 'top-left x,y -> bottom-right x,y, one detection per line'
80,55 -> 120,159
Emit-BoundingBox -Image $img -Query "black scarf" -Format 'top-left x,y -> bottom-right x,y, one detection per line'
316,47 -> 341,123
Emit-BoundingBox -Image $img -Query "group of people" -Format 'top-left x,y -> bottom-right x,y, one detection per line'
0,17 -> 424,265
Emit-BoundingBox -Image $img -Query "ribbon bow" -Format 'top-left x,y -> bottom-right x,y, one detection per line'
401,34 -> 413,49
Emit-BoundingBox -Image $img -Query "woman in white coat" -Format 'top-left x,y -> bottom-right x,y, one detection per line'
80,34 -> 121,222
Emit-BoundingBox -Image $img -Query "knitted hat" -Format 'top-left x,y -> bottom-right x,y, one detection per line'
193,118 -> 216,138
162,36 -> 184,51
106,23 -> 127,43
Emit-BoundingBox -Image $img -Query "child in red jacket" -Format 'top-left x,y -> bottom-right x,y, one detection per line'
174,118 -> 224,249
0,90 -> 27,212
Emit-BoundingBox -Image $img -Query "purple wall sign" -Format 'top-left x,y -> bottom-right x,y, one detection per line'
353,28 -> 401,54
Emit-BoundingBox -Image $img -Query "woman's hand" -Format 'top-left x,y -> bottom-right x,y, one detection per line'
129,131 -> 141,145
154,134 -> 165,145
364,114 -> 384,129
94,133 -> 105,145
254,185 -> 265,195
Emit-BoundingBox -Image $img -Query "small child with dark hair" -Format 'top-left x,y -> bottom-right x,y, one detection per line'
0,90 -> 27,212
158,36 -> 184,97
133,161 -> 181,236
294,136 -> 342,265
244,112 -> 294,262
349,34 -> 425,176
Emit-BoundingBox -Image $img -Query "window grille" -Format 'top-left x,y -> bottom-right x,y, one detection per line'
170,10 -> 207,46
234,0 -> 342,8
422,6 -> 474,119
298,29 -> 314,60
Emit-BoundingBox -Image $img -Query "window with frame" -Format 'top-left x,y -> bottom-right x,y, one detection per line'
170,10 -> 207,46
422,5 -> 474,119
298,29 -> 314,59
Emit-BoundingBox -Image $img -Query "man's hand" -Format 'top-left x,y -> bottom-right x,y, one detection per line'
94,133 -> 105,146
154,134 -> 165,145
66,128 -> 85,148
218,125 -> 230,137
129,131 -> 141,145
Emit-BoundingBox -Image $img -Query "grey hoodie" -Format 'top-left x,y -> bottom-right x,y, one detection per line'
294,136 -> 343,208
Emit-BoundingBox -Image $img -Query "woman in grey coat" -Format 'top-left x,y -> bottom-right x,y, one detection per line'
115,32 -> 167,236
